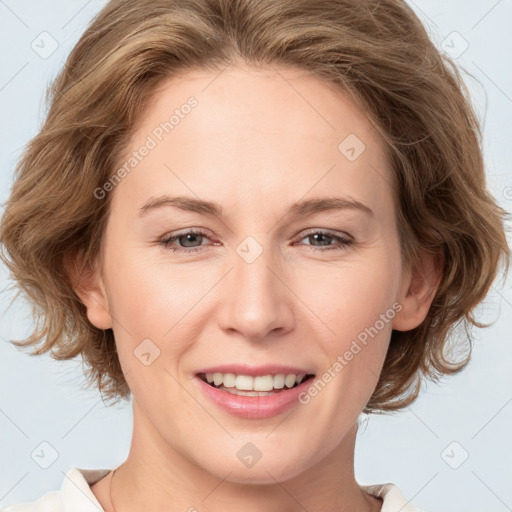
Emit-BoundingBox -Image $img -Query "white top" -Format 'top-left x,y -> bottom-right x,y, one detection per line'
1,467 -> 427,512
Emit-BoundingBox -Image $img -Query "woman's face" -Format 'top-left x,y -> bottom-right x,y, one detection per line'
84,63 -> 415,483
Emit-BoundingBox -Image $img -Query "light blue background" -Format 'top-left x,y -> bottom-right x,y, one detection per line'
1,1 -> 511,511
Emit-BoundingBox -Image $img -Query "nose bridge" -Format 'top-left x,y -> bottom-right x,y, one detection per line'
218,234 -> 293,339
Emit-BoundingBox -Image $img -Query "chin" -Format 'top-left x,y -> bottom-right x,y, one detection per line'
199,448 -> 313,485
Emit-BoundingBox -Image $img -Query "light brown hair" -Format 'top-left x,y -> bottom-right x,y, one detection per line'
0,0 -> 509,412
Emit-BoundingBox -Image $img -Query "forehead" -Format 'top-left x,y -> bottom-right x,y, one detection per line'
110,63 -> 393,218
134,63 -> 380,144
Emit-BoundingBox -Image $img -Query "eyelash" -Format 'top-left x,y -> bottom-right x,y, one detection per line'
158,228 -> 353,253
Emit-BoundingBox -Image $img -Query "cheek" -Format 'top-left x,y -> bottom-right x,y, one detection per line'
103,249 -> 229,391
105,248 -> 206,334
295,254 -> 400,347
305,264 -> 398,421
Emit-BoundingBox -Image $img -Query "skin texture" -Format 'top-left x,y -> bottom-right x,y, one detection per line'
72,62 -> 441,512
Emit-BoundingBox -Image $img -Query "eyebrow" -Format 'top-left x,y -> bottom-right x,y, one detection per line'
137,195 -> 374,218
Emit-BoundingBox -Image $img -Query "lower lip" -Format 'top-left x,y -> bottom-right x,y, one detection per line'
195,376 -> 314,419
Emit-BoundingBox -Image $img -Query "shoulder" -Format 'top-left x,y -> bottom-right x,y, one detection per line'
1,490 -> 61,512
1,467 -> 111,512
361,482 -> 430,512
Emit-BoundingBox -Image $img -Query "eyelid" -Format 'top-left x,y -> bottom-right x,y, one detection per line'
296,227 -> 353,242
157,228 -> 212,252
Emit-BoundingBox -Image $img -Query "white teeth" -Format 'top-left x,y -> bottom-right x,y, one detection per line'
254,375 -> 274,392
235,374 -> 253,390
223,373 -> 236,388
273,374 -> 285,389
204,372 -> 307,391
218,385 -> 277,397
284,374 -> 296,388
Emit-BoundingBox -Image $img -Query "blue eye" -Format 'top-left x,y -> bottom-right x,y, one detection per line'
158,229 -> 353,253
158,229 -> 211,253
296,229 -> 353,252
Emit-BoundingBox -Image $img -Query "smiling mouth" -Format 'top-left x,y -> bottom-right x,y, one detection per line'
197,372 -> 316,394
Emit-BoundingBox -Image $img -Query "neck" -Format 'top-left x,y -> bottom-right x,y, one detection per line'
106,400 -> 381,512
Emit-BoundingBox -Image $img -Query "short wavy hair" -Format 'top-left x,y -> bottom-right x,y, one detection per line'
0,0 -> 509,412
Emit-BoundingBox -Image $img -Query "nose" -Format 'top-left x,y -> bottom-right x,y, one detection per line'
217,240 -> 295,341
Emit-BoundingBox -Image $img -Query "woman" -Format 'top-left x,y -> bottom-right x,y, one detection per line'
0,0 -> 509,510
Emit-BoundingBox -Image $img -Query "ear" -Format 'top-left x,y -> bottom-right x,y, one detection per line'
392,248 -> 444,331
64,249 -> 113,330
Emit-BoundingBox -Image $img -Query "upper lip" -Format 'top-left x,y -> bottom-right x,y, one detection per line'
195,364 -> 316,377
